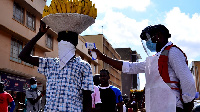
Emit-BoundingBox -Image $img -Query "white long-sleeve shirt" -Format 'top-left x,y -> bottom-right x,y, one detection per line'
122,42 -> 196,108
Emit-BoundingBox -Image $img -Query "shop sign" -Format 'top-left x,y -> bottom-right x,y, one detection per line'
1,72 -> 29,92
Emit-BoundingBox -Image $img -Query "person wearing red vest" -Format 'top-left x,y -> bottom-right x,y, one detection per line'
89,24 -> 196,112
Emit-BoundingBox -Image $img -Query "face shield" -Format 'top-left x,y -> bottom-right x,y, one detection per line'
140,24 -> 171,56
141,31 -> 157,56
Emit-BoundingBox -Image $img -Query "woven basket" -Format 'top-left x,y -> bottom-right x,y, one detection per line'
42,13 -> 95,34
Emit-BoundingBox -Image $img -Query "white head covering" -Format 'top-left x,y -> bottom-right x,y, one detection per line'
58,40 -> 76,69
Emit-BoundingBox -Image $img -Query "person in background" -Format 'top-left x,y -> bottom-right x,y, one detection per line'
122,94 -> 128,112
97,69 -> 123,112
0,82 -> 15,112
126,92 -> 137,112
92,74 -> 101,112
93,74 -> 101,87
19,20 -> 93,112
26,77 -> 45,112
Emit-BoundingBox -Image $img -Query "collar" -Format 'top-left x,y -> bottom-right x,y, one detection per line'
99,85 -> 111,89
155,41 -> 173,56
59,56 -> 81,66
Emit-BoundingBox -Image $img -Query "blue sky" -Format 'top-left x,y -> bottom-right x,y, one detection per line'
46,0 -> 200,90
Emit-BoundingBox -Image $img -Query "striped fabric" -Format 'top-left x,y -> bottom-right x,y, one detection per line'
38,56 -> 94,112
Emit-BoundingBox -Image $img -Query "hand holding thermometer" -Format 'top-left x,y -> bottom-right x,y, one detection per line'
85,42 -> 97,60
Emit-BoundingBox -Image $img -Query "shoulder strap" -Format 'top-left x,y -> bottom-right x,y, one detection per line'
171,45 -> 188,65
158,44 -> 188,84
158,44 -> 174,83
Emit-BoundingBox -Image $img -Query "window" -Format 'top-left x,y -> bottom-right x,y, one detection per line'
13,2 -> 24,24
10,38 -> 34,67
46,35 -> 53,49
10,38 -> 23,63
26,11 -> 35,31
13,3 -> 36,31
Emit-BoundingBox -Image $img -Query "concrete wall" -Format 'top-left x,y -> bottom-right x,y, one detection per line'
0,29 -> 46,83
83,34 -> 122,89
24,0 -> 46,14
0,0 -> 50,53
83,34 -> 104,72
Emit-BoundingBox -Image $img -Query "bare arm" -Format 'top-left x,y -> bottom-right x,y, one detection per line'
18,20 -> 49,67
83,90 -> 92,112
90,48 -> 123,71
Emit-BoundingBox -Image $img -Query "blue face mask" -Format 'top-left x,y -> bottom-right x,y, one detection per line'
146,39 -> 157,52
31,84 -> 37,89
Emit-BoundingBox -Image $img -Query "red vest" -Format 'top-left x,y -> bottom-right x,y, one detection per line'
158,44 -> 188,91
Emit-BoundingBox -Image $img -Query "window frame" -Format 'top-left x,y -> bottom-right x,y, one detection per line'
13,2 -> 24,24
46,34 -> 53,50
26,11 -> 36,31
10,38 -> 34,67
10,38 -> 23,63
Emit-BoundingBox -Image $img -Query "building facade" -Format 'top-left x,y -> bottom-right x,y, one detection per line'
0,0 -> 97,111
83,34 -> 122,90
190,61 -> 200,99
115,48 -> 141,97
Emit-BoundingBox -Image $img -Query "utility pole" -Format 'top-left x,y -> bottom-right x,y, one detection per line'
102,26 -> 103,34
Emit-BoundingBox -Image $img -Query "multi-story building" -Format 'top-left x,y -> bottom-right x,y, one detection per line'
190,61 -> 200,99
76,35 -> 98,75
115,48 -> 141,97
83,34 -> 122,90
0,0 -> 97,110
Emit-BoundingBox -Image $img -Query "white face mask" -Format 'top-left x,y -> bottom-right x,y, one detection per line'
58,40 -> 76,69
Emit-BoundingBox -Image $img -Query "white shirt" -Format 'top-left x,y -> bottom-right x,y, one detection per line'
122,41 -> 196,108
123,104 -> 126,112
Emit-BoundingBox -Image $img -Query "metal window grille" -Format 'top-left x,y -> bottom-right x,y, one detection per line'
10,38 -> 23,63
46,35 -> 53,49
13,2 -> 24,24
26,11 -> 35,31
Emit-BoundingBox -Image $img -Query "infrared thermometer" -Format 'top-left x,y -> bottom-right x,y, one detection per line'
85,42 -> 97,60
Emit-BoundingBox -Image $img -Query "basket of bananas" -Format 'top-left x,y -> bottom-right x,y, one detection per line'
41,0 -> 97,34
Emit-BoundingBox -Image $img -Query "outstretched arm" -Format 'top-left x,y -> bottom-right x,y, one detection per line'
90,48 -> 123,71
18,20 -> 49,67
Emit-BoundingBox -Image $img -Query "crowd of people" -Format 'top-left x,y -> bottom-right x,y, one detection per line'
0,20 -> 197,112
